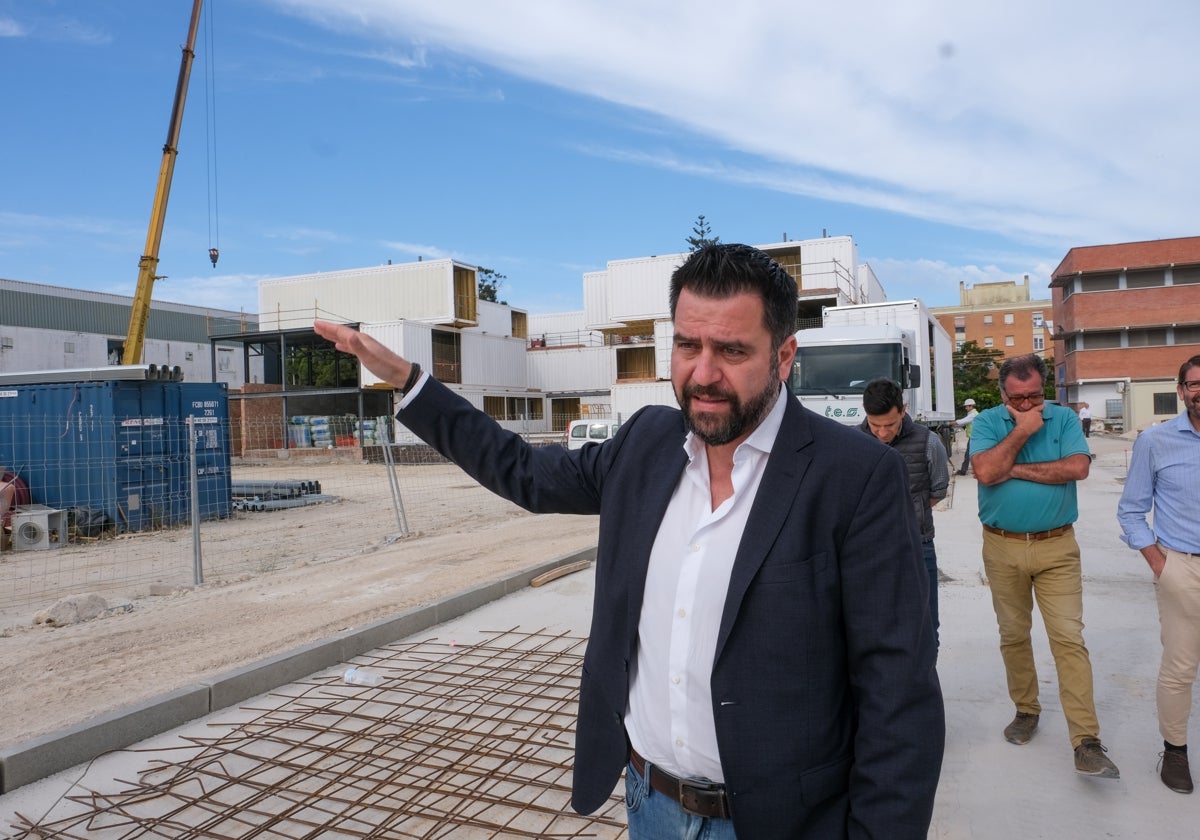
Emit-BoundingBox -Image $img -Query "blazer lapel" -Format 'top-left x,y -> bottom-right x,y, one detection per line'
714,396 -> 814,659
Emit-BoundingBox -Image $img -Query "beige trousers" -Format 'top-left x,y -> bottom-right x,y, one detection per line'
1155,545 -> 1200,746
982,529 -> 1100,748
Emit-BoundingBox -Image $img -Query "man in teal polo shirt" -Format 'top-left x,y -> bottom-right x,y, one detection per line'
970,354 -> 1120,779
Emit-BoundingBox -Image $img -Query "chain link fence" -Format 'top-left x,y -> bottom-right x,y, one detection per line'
1,414 -> 564,629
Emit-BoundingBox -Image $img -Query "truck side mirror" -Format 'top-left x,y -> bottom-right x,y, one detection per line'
907,365 -> 922,388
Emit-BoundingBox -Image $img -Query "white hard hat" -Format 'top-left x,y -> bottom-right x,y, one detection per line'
963,398 -> 976,406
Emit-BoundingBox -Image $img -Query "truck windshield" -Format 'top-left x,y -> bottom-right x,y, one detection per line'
790,344 -> 904,396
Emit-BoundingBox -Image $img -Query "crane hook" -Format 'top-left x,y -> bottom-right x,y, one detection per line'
208,247 -> 219,268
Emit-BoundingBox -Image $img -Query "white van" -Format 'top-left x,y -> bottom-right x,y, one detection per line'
565,419 -> 621,450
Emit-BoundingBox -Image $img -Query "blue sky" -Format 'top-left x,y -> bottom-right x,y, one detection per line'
3,0 -> 1198,316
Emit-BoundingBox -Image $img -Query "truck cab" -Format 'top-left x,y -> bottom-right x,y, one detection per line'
790,325 -> 917,424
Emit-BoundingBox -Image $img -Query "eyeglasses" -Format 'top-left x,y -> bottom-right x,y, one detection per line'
1005,392 -> 1045,406
1182,381 -> 1200,393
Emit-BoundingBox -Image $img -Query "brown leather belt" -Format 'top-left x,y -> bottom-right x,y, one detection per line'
629,748 -> 731,820
983,523 -> 1073,542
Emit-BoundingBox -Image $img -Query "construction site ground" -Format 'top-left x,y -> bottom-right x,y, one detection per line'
1,432 -> 1197,838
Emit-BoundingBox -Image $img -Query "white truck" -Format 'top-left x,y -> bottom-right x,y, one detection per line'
790,299 -> 955,444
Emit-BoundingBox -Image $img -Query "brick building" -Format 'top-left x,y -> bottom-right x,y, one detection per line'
1050,235 -> 1200,432
931,275 -> 1052,358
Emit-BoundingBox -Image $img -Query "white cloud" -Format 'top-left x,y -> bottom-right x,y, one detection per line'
269,0 -> 1200,247
0,17 -> 25,37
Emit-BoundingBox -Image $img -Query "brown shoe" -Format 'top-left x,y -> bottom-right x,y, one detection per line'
1074,738 -> 1120,779
1160,750 -> 1194,794
1003,712 -> 1039,745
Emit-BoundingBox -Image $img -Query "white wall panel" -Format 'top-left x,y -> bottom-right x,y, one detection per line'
259,261 -> 456,330
526,346 -> 614,391
583,272 -> 612,328
611,380 -> 677,421
604,254 -> 680,323
472,300 -> 519,335
461,333 -> 527,388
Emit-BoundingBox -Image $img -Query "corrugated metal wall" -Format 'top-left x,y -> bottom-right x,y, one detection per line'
0,279 -> 250,343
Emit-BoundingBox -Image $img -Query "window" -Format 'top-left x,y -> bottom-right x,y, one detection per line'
1004,313 -> 1014,325
1126,269 -> 1165,289
217,348 -> 233,371
1080,273 -> 1120,292
983,315 -> 993,326
0,336 -> 12,349
954,316 -> 966,328
1065,336 -> 1079,353
1005,335 -> 1015,347
1033,336 -> 1045,351
1153,392 -> 1179,415
484,396 -> 545,421
184,351 -> 194,361
1032,311 -> 1045,328
984,337 -> 994,348
1083,331 -> 1122,349
1173,266 -> 1200,285
64,341 -> 75,353
1174,325 -> 1200,344
431,330 -> 462,384
1105,398 -> 1122,418
1127,329 -> 1168,347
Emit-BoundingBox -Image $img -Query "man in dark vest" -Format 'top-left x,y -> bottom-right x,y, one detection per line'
860,377 -> 950,648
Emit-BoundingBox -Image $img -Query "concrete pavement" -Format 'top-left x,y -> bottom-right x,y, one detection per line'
1,430 -> 1195,838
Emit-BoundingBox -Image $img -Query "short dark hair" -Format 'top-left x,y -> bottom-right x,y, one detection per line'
998,354 -> 1048,390
669,243 -> 798,349
862,377 -> 904,416
1178,355 -> 1200,385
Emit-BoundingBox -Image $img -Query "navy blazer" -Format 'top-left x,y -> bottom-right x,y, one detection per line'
399,378 -> 944,839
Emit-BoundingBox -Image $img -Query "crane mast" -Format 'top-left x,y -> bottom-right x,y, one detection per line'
122,0 -> 205,365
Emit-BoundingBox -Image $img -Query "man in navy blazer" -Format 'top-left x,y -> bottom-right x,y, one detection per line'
315,244 -> 944,838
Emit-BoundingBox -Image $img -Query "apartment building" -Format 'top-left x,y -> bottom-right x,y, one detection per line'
525,235 -> 881,423
930,276 -> 1052,359
1050,235 -> 1200,432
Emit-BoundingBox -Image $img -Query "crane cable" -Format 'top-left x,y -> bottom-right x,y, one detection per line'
204,0 -> 220,268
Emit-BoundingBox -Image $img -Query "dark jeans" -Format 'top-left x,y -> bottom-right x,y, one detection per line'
956,438 -> 971,475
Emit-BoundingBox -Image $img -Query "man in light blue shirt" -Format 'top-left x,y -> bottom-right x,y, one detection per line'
1117,354 -> 1200,795
970,354 -> 1119,779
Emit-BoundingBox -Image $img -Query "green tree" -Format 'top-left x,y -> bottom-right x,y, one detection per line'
953,340 -> 1005,409
477,267 -> 507,305
685,214 -> 720,251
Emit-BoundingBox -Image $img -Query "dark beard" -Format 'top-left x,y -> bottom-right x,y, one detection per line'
679,374 -> 780,447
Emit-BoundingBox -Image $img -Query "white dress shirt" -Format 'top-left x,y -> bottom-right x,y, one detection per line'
624,384 -> 787,782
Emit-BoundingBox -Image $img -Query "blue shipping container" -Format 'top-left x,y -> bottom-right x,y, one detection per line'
0,381 -> 232,532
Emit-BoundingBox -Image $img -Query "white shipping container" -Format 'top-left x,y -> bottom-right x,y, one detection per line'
526,345 -> 615,392
258,260 -> 463,331
603,254 -> 681,324
461,332 -> 528,389
611,380 -> 677,422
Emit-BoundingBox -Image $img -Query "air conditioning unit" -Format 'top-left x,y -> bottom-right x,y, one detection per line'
11,505 -> 68,551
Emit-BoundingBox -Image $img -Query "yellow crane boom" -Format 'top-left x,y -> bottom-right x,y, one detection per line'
122,0 -> 205,365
